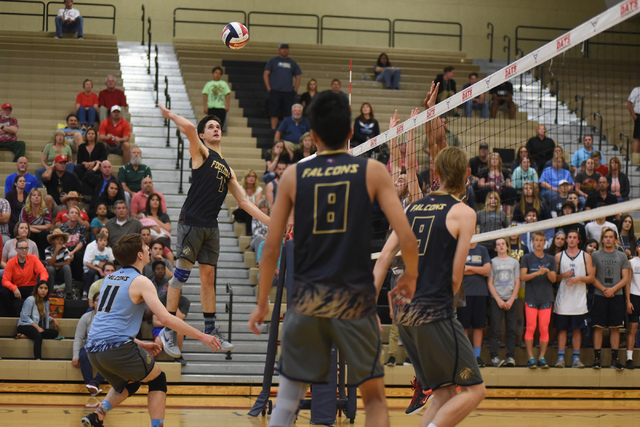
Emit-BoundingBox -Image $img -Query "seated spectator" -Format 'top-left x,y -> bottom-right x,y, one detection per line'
82,232 -> 114,298
137,193 -> 171,247
299,79 -> 317,116
142,240 -> 173,280
469,142 -> 490,198
4,157 -> 38,195
511,157 -> 538,193
59,206 -> 88,281
250,200 -> 270,252
617,214 -> 636,259
16,281 -> 59,359
55,191 -> 89,228
88,181 -> 123,219
87,262 -> 115,308
72,292 -> 105,398
130,177 -> 167,217
490,81 -> 516,119
566,190 -> 581,212
330,79 -> 343,94
45,229 -> 73,299
462,72 -> 488,118
36,131 -> 74,186
20,188 -> 53,258
202,66 -> 231,129
592,151 -> 608,176
512,182 -> 550,223
526,125 -> 555,175
105,200 -> 142,247
54,0 -> 82,39
570,135 -> 598,174
543,145 -> 570,172
118,146 -> 152,197
233,169 -> 263,236
98,75 -> 127,123
140,227 -> 173,266
1,222 -> 39,269
0,103 -> 26,162
374,53 -> 401,90
75,79 -> 99,130
478,153 -> 517,215
85,160 -> 123,210
539,155 -> 574,207
511,146 -> 538,173
263,140 -> 291,184
0,196 -> 10,244
585,176 -> 618,221
477,191 -> 509,257
557,202 -> 587,246
292,132 -> 316,163
98,105 -> 131,164
435,66 -> 456,103
266,161 -> 287,208
6,175 -> 27,236
606,157 -> 629,202
58,114 -> 85,153
75,128 -> 107,181
0,239 -> 48,317
352,103 -> 381,147
90,204 -> 111,239
585,207 -> 619,241
548,180 -> 573,216
274,104 -> 310,153
42,154 -> 82,217
574,158 -> 600,205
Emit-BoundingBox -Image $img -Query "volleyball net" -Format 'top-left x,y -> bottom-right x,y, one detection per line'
355,2 -> 640,250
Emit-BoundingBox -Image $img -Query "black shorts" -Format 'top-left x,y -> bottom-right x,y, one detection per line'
176,223 -> 220,266
456,295 -> 487,330
87,341 -> 155,393
268,90 -> 295,118
591,294 -> 625,328
630,294 -> 640,323
634,117 -> 640,140
554,313 -> 588,331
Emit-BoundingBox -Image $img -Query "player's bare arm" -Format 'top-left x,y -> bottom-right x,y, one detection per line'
228,167 -> 270,226
373,230 -> 400,296
447,202 -> 477,295
405,108 -> 423,203
423,82 -> 446,160
158,104 -> 208,168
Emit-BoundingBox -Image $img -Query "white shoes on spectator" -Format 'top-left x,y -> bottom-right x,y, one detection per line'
86,383 -> 102,396
159,327 -> 181,357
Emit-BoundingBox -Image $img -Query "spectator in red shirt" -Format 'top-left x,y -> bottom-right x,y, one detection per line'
54,191 -> 90,228
98,105 -> 131,164
592,151 -> 609,176
0,238 -> 48,316
75,79 -> 99,130
98,75 -> 127,122
0,103 -> 26,162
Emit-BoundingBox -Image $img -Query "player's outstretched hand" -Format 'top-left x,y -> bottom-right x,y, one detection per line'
248,303 -> 270,335
389,109 -> 399,130
157,104 -> 173,120
389,272 -> 416,306
423,82 -> 440,110
139,341 -> 162,357
202,334 -> 223,353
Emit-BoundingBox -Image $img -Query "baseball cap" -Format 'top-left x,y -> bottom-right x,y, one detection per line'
110,105 -> 121,112
479,142 -> 489,149
55,154 -> 69,163
1,103 -> 12,110
278,42 -> 289,49
558,179 -> 570,186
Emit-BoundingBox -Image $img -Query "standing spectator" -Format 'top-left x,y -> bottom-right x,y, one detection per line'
75,128 -> 107,181
352,103 -> 380,147
526,125 -> 555,175
539,155 -> 574,207
0,103 -> 26,162
55,192 -> 89,228
626,242 -> 640,369
16,282 -> 59,359
585,177 -> 618,220
520,232 -> 557,368
42,154 -> 82,216
511,145 -> 538,173
37,131 -> 74,186
59,206 -> 88,281
75,79 -> 99,130
574,158 -> 601,205
263,141 -> 291,184
232,170 -> 263,236
570,135 -> 598,174
4,157 -> 38,195
98,105 -> 131,164
330,79 -> 343,94
490,81 -> 516,119
58,114 -> 85,153
591,228 -> 630,370
98,75 -> 127,123
88,181 -> 123,219
266,161 -> 287,208
6,175 -> 27,236
1,222 -> 38,269
374,53 -> 401,90
45,229 -> 73,298
434,66 -> 456,102
129,177 -> 167,217
511,157 -> 538,193
0,239 -> 48,316
292,132 -> 316,163
202,66 -> 231,129
20,188 -> 53,258
554,230 -> 593,368
54,0 -> 82,39
85,160 -> 123,210
299,79 -> 317,116
591,151 -> 608,176
82,232 -> 113,298
627,84 -> 640,154
605,157 -> 629,202
264,42 -> 302,130
72,293 -> 105,397
477,152 -> 517,215
488,237 -> 521,367
617,215 -> 636,259
476,191 -> 509,257
585,209 -> 619,242
105,200 -> 142,247
462,72 -> 488,118
274,104 -> 310,152
457,239 -> 491,367
118,146 -> 152,197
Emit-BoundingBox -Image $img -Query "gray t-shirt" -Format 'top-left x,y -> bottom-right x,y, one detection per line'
462,245 -> 490,296
520,252 -> 557,305
142,259 -> 173,280
489,256 -> 521,300
591,249 -> 629,296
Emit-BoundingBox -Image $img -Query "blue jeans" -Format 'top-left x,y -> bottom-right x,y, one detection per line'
464,99 -> 489,118
55,15 -> 83,38
375,68 -> 401,89
79,347 -> 104,387
77,106 -> 96,126
36,164 -> 75,187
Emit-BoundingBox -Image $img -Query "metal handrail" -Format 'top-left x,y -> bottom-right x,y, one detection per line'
154,45 -> 159,104
45,1 -> 115,34
553,78 -> 559,125
173,7 -> 246,37
620,132 -> 630,176
147,17 -> 151,75
175,129 -> 185,193
391,19 -> 462,50
487,22 -> 494,62
225,283 -> 234,360
248,11 -> 320,44
140,5 -> 144,45
515,25 -> 640,54
594,112 -> 603,152
575,94 -> 585,144
0,0 -> 45,31
503,35 -> 511,64
321,15 -> 391,47
165,76 -> 171,146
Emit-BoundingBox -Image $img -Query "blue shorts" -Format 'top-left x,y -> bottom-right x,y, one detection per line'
554,313 -> 587,331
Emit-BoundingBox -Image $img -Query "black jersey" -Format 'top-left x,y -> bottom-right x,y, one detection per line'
292,151 -> 374,319
394,191 -> 461,326
179,147 -> 230,228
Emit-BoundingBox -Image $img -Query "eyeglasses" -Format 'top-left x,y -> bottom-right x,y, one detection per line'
16,247 -> 28,251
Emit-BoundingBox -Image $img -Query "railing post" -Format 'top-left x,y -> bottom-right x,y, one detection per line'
147,17 -> 152,75
554,78 -> 559,125
620,132 -> 630,175
594,112 -> 603,152
516,49 -> 524,91
538,66 -> 544,108
176,129 -> 185,194
225,283 -> 233,360
486,23 -> 494,63
575,94 -> 584,144
141,5 -> 145,45
503,35 -> 511,64
154,45 -> 159,105
164,76 -> 169,127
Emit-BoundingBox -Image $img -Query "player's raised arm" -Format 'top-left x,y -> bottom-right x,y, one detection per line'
228,167 -> 270,226
158,104 -> 206,164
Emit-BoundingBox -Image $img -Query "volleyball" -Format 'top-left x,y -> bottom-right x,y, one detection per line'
222,22 -> 249,50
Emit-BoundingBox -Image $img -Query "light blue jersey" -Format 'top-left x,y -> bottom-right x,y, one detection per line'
85,267 -> 144,352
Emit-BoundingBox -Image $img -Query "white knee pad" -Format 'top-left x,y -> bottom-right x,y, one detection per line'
269,376 -> 308,427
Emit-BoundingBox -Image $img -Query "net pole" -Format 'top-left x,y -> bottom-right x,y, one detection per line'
348,59 -> 352,150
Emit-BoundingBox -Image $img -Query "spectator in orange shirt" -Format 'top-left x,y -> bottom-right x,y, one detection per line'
0,238 -> 48,316
98,105 -> 131,164
98,75 -> 127,122
75,79 -> 99,130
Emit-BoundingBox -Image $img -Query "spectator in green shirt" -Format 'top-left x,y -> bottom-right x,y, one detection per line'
118,146 -> 151,196
202,66 -> 231,131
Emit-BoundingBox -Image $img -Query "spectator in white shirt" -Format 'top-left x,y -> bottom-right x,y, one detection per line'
54,0 -> 83,40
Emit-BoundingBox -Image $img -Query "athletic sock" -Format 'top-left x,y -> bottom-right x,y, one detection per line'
627,350 -> 633,360
151,420 -> 164,427
427,423 -> 439,427
204,312 -> 216,334
611,348 -> 618,361
474,347 -> 481,358
557,350 -> 564,358
573,350 -> 580,362
594,349 -> 601,360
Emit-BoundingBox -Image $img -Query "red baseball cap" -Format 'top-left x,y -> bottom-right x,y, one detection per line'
1,103 -> 12,110
55,154 -> 69,163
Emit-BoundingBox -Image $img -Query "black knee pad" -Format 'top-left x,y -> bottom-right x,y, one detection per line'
125,381 -> 141,396
145,371 -> 167,393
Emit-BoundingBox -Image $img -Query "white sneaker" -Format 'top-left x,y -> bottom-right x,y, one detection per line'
209,327 -> 234,352
159,327 -> 181,357
85,384 -> 102,396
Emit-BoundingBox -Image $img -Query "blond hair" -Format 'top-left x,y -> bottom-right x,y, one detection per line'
519,182 -> 541,214
51,130 -> 68,146
599,226 -> 618,249
24,188 -> 46,218
240,169 -> 258,191
484,191 -> 502,213
434,146 -> 468,196
489,152 -> 503,171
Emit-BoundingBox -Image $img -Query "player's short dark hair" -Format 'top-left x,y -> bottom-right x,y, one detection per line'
197,115 -> 222,141
331,78 -> 341,85
113,234 -> 144,266
211,66 -> 223,74
307,90 -> 351,150
524,207 -> 538,217
150,239 -> 165,250
103,261 -> 115,270
152,260 -> 166,271
66,113 -> 78,121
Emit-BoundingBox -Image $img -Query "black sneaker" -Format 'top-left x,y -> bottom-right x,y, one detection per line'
613,359 -> 624,371
403,357 -> 412,366
175,355 -> 187,366
406,377 -> 432,415
385,356 -> 396,366
476,356 -> 486,367
592,358 -> 601,369
626,359 -> 635,370
81,412 -> 104,427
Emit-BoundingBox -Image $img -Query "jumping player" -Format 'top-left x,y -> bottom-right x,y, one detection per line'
248,90 -> 419,427
157,105 -> 270,356
374,146 -> 486,427
81,234 -> 222,427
